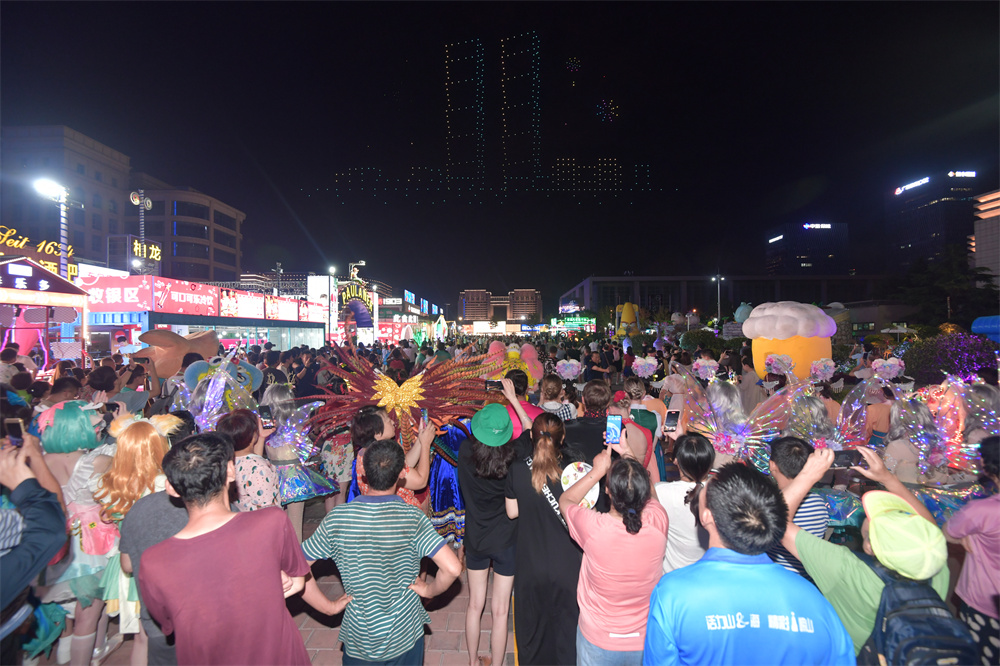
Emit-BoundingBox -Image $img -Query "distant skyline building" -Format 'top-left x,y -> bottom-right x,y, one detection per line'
885,170 -> 980,270
458,288 -> 542,321
972,189 -> 1000,285
764,222 -> 850,275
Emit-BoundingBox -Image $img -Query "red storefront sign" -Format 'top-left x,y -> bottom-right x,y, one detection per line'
153,277 -> 219,317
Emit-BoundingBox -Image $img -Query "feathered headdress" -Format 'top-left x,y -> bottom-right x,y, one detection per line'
312,344 -> 501,450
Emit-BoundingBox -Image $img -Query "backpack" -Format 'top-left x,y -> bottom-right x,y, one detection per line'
856,553 -> 978,666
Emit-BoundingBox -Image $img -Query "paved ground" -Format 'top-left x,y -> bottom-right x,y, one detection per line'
45,499 -> 512,666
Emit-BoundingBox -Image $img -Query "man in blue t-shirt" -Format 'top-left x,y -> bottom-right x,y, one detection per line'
643,463 -> 854,666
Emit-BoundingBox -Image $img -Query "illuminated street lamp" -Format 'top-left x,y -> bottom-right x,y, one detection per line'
710,275 -> 725,325
328,266 -> 337,344
33,178 -> 76,278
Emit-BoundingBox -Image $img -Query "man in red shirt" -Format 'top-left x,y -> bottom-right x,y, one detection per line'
139,433 -> 310,665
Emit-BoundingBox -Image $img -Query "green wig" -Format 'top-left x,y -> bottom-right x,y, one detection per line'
36,400 -> 100,454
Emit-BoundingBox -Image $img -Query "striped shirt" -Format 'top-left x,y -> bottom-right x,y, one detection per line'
301,495 -> 445,661
769,492 -> 829,581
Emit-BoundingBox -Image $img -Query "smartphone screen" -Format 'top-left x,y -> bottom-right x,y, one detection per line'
663,410 -> 680,432
4,418 -> 24,447
258,405 -> 276,429
605,415 -> 622,445
485,380 -> 503,391
831,449 -> 864,469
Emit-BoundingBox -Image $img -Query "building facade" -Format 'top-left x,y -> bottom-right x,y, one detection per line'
885,170 -> 981,271
764,222 -> 850,275
126,172 -> 244,282
458,288 -> 542,321
1,126 -> 131,272
972,189 -> 1000,285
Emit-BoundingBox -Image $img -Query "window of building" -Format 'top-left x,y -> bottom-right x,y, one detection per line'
213,210 -> 237,230
214,268 -> 237,281
73,209 -> 85,226
73,230 -> 84,247
214,230 -> 237,248
125,220 -> 139,236
92,193 -> 102,209
92,214 -> 102,230
73,187 -> 85,204
91,235 -> 102,252
852,322 -> 875,333
143,220 -> 165,236
173,242 -> 210,259
108,199 -> 117,213
172,262 -> 210,279
174,220 -> 209,239
173,201 -> 209,220
94,171 -> 102,182
77,164 -> 85,175
214,248 -> 236,266
108,218 -> 118,234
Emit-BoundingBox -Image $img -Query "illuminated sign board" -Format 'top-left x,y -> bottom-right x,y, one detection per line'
948,171 -> 976,178
0,226 -> 74,259
404,290 -> 416,304
154,277 -> 219,317
802,223 -> 831,230
550,316 -> 596,331
381,297 -> 402,306
894,177 -> 929,195
298,301 -> 326,323
129,236 -> 162,263
220,288 -> 265,319
768,235 -> 784,243
264,295 -> 299,321
420,298 -> 429,315
78,274 -> 154,312
431,304 -> 438,315
392,314 -> 419,323
559,301 -> 582,314
407,305 -> 421,315
339,282 -> 374,313
0,261 -> 86,310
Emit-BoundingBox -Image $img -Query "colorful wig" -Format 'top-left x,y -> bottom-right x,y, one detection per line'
35,400 -> 100,454
94,416 -> 173,521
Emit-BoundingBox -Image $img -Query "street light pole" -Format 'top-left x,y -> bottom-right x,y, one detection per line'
328,266 -> 337,345
34,179 -> 74,279
711,274 -> 725,324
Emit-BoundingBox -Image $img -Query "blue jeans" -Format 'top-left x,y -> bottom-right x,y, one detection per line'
576,626 -> 643,666
342,636 -> 424,666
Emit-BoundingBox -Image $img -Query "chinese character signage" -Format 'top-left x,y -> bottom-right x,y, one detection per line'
153,277 -> 219,316
129,236 -> 163,263
77,274 -> 154,312
220,289 -> 265,319
265,295 -> 299,321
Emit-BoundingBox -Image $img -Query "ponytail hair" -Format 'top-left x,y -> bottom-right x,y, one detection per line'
530,413 -> 564,494
674,434 -> 715,519
607,457 -> 651,535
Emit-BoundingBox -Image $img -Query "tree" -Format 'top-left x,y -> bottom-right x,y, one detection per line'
896,244 -> 999,329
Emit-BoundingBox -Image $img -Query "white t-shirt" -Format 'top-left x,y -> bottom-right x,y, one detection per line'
17,355 -> 37,375
654,481 -> 709,573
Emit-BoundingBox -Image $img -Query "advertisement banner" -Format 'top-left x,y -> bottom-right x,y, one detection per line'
265,295 -> 299,321
77,274 -> 154,312
298,300 -> 326,323
153,277 -> 219,317
220,288 -> 265,319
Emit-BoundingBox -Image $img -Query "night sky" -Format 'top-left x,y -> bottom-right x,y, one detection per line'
2,2 -> 997,313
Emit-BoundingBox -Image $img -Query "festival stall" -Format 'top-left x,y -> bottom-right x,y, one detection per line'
0,255 -> 88,369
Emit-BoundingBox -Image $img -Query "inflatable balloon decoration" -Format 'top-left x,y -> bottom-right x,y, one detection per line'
742,302 -> 836,380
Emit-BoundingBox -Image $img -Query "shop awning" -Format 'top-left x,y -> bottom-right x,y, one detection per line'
0,255 -> 87,309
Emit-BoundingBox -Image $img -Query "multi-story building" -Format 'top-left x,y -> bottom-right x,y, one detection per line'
458,288 -> 542,321
0,126 -> 131,272
126,172 -> 244,281
764,222 -> 850,275
972,189 -> 1000,285
885,170 -> 981,271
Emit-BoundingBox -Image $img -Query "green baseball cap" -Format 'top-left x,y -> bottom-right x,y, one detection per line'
862,490 -> 946,580
471,403 -> 513,447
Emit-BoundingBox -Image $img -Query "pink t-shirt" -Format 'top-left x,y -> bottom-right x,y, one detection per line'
506,400 -> 545,439
945,493 -> 1000,619
565,500 -> 668,651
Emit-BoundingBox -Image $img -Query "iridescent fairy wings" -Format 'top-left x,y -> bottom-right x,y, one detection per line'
187,358 -> 258,432
268,400 -> 324,463
312,344 -> 501,450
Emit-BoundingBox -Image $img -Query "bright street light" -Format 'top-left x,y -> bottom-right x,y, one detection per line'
329,266 -> 336,275
711,274 -> 725,325
132,259 -> 142,268
33,178 -> 71,278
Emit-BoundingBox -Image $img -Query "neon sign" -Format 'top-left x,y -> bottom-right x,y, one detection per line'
894,177 -> 929,195
768,235 -> 784,243
0,226 -> 74,258
948,171 -> 975,178
340,282 -> 374,313
802,223 -> 831,230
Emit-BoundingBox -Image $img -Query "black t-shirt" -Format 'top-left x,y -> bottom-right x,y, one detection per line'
562,416 -> 612,512
294,362 -> 320,398
256,367 -> 287,400
456,431 -> 532,554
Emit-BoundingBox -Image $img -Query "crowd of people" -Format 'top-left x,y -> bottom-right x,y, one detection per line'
1,333 -> 997,666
